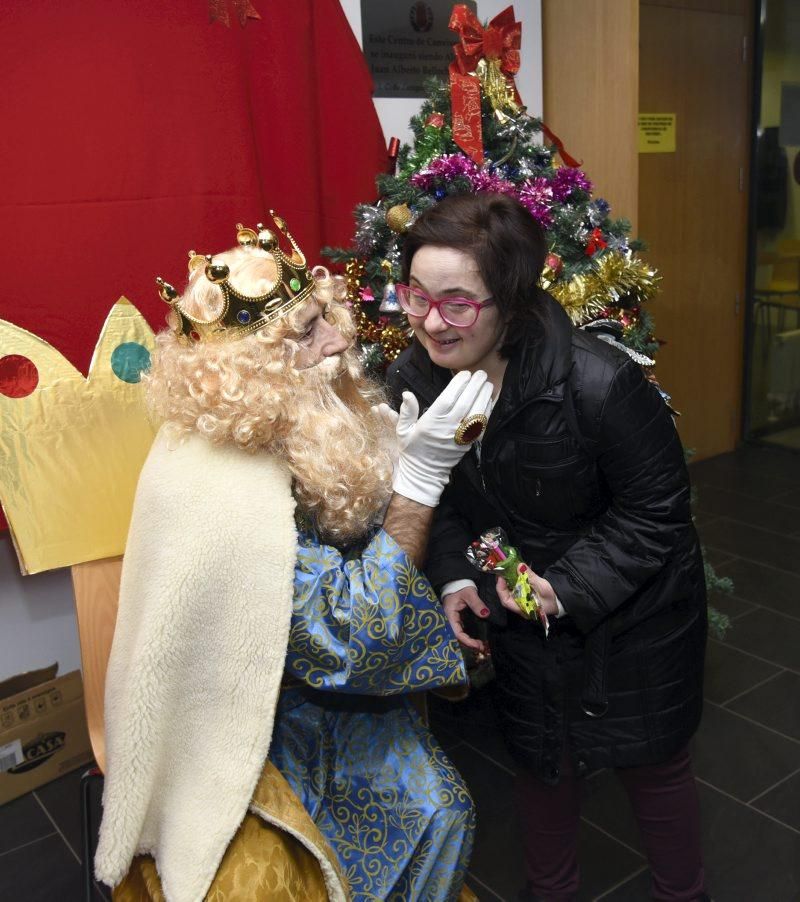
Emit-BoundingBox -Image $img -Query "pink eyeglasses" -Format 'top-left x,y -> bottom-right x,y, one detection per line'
395,283 -> 494,328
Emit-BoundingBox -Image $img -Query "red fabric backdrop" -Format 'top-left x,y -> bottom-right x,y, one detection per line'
0,0 -> 386,531
0,0 -> 384,369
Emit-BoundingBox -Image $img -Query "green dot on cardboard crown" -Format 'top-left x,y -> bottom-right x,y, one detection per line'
111,343 -> 151,384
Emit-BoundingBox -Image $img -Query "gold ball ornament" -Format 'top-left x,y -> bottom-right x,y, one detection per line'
235,224 -> 258,247
204,257 -> 230,284
386,204 -> 413,234
187,250 -> 207,273
256,227 -> 279,252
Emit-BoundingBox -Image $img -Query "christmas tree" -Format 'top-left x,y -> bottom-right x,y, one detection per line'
325,6 -> 659,376
325,4 -> 730,637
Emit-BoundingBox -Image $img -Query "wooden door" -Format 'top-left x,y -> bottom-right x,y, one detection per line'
542,0 -> 639,232
639,0 -> 752,459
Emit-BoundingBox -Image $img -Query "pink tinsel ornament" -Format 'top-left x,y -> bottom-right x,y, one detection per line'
470,170 -> 516,195
551,167 -> 593,203
410,153 -> 480,190
518,177 -> 554,229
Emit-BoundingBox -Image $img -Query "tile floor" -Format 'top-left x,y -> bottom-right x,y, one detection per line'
1,444 -> 799,901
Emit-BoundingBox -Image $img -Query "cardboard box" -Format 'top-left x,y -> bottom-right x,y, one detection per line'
0,664 -> 93,805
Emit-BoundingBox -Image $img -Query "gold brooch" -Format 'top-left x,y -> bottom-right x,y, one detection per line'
454,413 -> 488,445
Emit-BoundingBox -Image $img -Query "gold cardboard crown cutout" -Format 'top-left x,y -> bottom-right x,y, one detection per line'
156,211 -> 316,342
0,300 -> 156,574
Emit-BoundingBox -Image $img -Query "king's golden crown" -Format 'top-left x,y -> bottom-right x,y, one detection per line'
156,211 -> 316,342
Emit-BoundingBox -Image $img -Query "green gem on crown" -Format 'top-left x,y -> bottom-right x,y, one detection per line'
289,277 -> 301,292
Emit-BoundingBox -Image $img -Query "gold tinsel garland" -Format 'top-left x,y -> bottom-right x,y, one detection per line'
344,258 -> 366,304
544,252 -> 661,326
345,258 -> 410,362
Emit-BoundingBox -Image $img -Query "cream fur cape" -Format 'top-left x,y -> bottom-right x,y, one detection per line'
95,428 -> 298,901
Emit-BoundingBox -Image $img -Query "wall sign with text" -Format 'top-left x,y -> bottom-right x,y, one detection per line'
638,114 -> 677,154
361,0 -> 477,98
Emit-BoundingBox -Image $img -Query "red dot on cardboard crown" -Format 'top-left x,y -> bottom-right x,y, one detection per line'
0,355 -> 39,398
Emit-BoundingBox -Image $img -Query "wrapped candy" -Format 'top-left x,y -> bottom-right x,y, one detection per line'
465,527 -> 549,636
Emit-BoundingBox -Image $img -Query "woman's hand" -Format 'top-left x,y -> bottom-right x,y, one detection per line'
496,573 -> 559,619
441,586 -> 490,655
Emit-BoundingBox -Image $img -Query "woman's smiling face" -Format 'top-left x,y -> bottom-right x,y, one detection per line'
407,245 -> 506,374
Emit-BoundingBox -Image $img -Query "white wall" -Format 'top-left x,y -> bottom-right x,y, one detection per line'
0,535 -> 80,681
340,0 -> 543,147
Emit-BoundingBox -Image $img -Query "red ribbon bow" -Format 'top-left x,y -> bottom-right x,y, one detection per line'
451,4 -> 522,79
447,4 -> 581,170
585,228 -> 608,256
448,4 -> 522,165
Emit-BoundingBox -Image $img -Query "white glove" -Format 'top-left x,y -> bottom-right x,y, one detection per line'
393,369 -> 493,507
372,402 -> 400,433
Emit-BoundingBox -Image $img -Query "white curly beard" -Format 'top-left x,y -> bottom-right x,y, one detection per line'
283,349 -> 395,543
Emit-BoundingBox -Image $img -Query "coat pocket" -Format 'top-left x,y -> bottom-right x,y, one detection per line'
637,611 -> 704,732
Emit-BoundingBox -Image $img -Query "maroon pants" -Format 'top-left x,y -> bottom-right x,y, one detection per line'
516,746 -> 706,901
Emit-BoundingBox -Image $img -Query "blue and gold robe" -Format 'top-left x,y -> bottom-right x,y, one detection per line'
269,528 -> 475,902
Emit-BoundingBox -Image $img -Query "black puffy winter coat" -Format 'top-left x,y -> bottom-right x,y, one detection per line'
388,295 -> 707,783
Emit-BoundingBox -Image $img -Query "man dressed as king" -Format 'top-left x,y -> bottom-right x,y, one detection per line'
94,214 -> 492,902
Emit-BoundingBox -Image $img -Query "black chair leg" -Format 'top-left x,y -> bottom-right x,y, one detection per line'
80,766 -> 103,902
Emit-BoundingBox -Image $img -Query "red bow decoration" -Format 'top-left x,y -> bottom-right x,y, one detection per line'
448,4 -> 522,165
585,228 -> 608,256
447,4 -> 581,170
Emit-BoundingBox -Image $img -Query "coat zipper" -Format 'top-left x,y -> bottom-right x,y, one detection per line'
475,447 -> 487,492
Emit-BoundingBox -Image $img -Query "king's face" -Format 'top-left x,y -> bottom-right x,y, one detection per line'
294,302 -> 350,370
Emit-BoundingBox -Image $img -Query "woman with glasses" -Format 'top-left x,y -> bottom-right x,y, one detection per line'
388,193 -> 709,902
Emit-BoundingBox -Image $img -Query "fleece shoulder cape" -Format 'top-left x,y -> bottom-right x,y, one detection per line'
95,428 -> 298,901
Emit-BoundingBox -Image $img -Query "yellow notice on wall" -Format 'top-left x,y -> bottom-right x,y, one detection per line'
638,114 -> 676,153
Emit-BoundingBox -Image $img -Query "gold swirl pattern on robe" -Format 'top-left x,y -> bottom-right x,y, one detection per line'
287,529 -> 469,695
270,693 -> 475,901
267,528 -> 475,900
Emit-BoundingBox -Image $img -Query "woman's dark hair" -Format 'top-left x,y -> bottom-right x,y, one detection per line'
401,192 -> 548,356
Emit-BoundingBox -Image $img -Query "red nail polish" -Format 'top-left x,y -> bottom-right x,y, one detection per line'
480,607 -> 490,617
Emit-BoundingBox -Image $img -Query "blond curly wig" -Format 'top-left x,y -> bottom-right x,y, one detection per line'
145,245 -> 394,543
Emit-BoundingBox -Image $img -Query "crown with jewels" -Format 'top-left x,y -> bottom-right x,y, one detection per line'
156,211 -> 316,342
